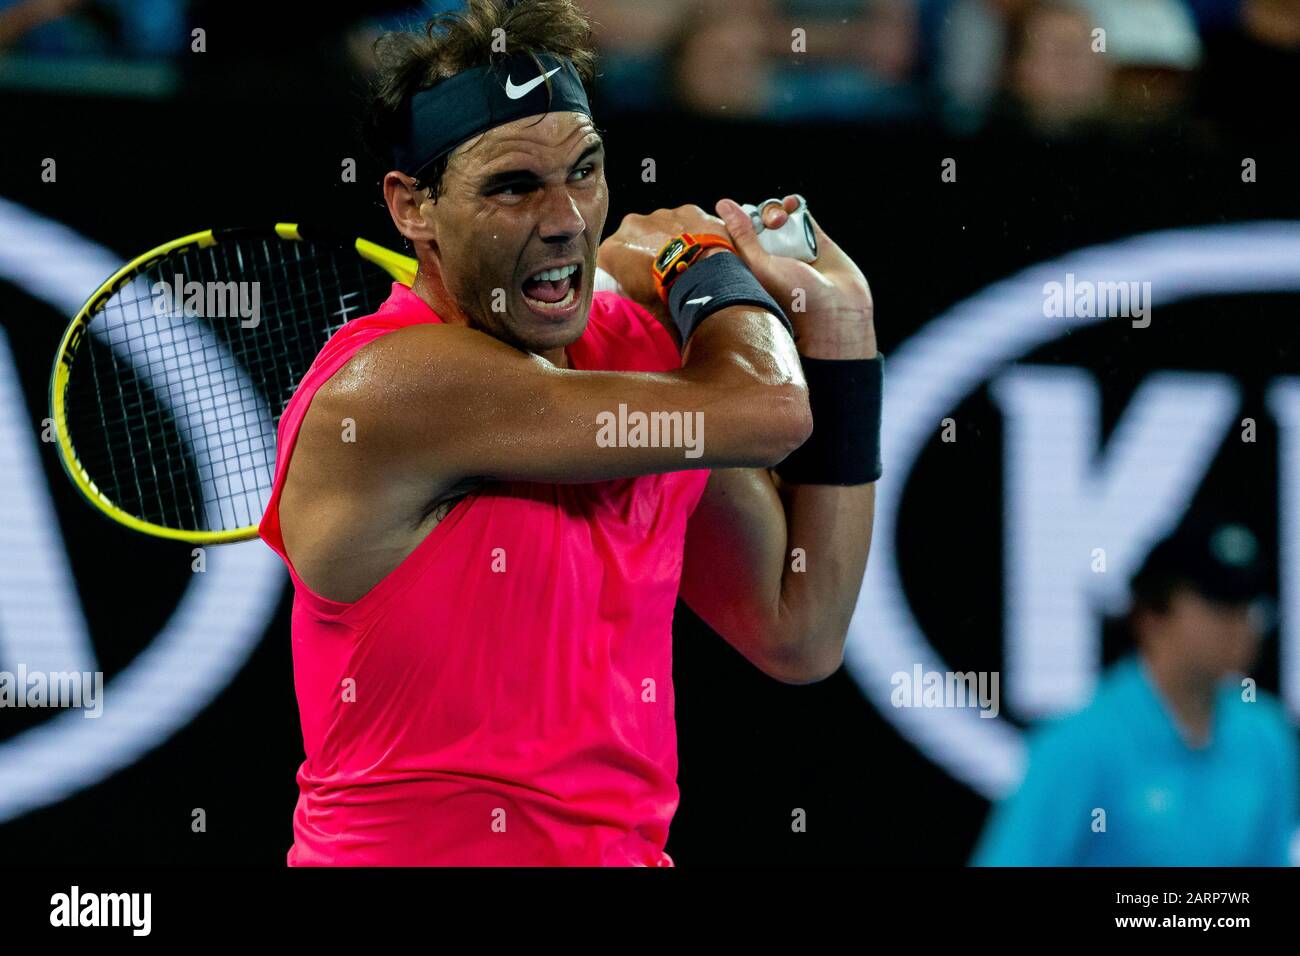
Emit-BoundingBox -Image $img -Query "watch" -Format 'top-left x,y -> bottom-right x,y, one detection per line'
651,233 -> 737,303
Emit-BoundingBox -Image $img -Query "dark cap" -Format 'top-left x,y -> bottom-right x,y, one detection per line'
1130,518 -> 1269,607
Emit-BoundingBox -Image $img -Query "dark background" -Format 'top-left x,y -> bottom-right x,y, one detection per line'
1,0 -> 1298,865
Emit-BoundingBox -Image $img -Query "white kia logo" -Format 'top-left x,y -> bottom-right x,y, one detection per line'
844,221 -> 1300,799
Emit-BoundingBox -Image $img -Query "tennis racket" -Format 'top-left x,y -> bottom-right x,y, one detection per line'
49,224 -> 417,545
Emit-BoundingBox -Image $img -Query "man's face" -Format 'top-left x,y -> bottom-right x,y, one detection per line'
1156,586 -> 1264,680
428,110 -> 608,355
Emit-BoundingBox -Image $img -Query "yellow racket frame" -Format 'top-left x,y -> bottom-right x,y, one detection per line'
49,223 -> 418,544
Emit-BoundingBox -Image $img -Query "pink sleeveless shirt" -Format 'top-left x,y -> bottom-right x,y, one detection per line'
258,283 -> 710,866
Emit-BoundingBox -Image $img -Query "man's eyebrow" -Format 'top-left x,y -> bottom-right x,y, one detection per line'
478,137 -> 605,189
572,138 -> 605,165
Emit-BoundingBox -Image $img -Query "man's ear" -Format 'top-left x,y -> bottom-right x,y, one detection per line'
383,171 -> 439,247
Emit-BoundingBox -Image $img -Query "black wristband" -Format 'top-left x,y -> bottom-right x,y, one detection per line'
775,354 -> 884,485
666,250 -> 794,347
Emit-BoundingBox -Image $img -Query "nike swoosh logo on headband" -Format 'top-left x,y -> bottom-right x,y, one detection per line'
685,296 -> 713,306
505,66 -> 562,100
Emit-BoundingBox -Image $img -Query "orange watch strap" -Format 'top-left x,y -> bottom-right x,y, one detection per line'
689,233 -> 736,253
654,233 -> 738,302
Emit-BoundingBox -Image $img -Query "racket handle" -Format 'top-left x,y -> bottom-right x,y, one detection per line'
594,194 -> 818,297
741,194 -> 819,263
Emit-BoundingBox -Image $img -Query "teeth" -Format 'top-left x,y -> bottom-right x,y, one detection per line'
525,285 -> 578,310
528,263 -> 578,283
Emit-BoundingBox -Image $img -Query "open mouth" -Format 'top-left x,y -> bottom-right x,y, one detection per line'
522,262 -> 582,313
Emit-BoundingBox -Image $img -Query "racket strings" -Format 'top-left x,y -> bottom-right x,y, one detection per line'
63,237 -> 393,534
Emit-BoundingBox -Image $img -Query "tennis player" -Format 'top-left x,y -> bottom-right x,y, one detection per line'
258,0 -> 881,865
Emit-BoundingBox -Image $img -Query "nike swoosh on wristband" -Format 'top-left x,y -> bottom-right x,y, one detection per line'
685,296 -> 713,305
504,67 -> 563,99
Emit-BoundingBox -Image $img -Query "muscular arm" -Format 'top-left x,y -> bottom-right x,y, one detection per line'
680,451 -> 875,686
306,300 -> 809,496
678,196 -> 878,684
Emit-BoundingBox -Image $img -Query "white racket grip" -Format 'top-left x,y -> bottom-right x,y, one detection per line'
595,193 -> 815,299
741,194 -> 818,262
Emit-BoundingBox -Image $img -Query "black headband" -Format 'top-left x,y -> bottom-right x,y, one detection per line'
393,50 -> 593,180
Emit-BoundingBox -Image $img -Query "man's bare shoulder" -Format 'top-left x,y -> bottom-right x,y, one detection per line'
298,319 -> 554,485
318,322 -> 482,403
279,323 -> 486,599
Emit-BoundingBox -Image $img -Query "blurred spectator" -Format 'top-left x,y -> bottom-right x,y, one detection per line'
938,0 -> 1206,131
1004,1 -> 1112,133
661,0 -> 926,120
860,0 -> 921,83
768,0 -> 926,120
1078,0 -> 1201,123
935,0 -> 1034,129
972,518 -> 1297,866
664,0 -> 777,119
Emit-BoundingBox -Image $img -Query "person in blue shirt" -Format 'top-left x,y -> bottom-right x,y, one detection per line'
972,518 -> 1298,866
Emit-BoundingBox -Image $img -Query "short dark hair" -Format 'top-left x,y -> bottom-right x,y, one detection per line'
364,0 -> 599,199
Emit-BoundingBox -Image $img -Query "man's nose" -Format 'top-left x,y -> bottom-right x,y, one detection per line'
537,185 -> 586,242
